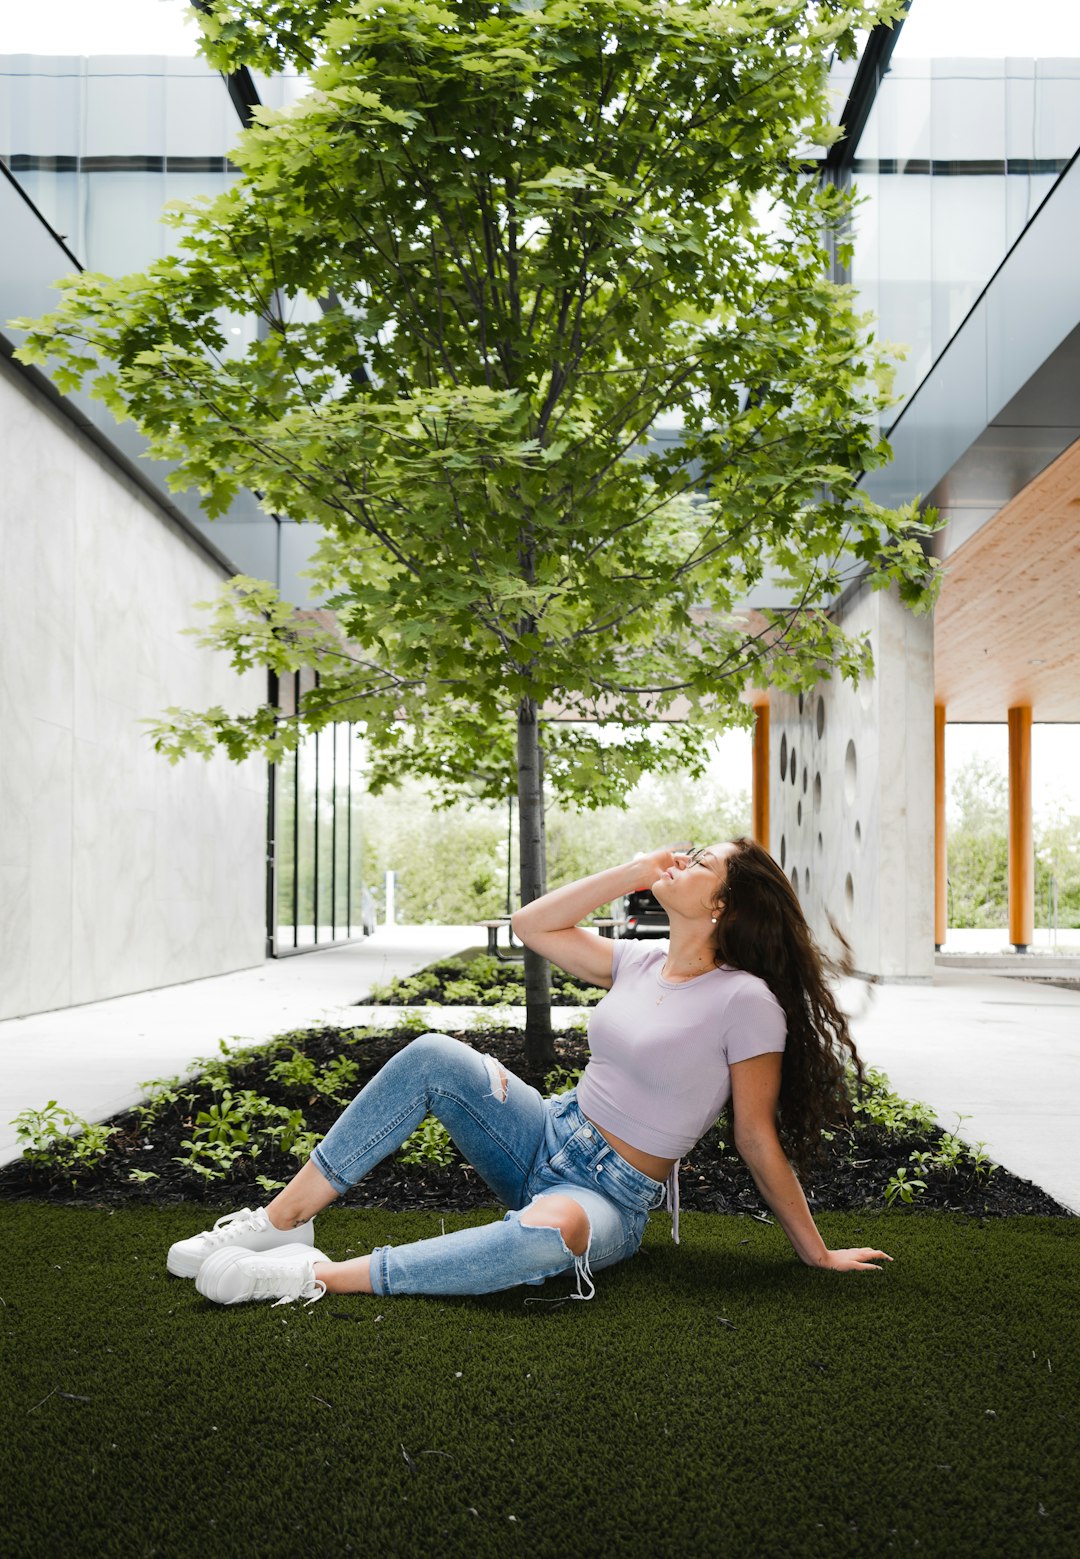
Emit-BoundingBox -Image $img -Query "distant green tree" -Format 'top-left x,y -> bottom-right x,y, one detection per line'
362,781 -> 507,923
947,756 -> 1080,931
360,761 -> 750,925
1035,806 -> 1080,931
947,757 -> 1008,929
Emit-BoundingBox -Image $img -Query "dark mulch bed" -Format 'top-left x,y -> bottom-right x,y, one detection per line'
1,1023 -> 1070,1220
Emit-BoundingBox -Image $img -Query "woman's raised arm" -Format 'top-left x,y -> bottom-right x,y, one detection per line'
511,847 -> 685,986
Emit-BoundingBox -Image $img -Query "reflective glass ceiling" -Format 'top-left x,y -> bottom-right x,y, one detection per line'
848,0 -> 1080,416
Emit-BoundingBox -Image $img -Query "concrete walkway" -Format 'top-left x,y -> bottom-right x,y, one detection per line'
842,967 -> 1079,1215
0,926 -> 476,1166
2,936 -> 1077,1215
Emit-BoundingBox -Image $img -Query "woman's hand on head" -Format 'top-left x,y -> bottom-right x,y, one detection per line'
632,845 -> 693,892
813,1247 -> 894,1273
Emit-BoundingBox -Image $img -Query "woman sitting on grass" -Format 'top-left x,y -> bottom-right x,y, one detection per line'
171,840 -> 892,1307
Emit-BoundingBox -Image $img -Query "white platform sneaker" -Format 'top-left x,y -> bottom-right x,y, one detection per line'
166,1207 -> 315,1279
196,1243 -> 329,1307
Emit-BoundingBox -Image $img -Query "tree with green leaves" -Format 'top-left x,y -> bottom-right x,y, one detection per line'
14,0 -> 938,1063
947,756 -> 1080,933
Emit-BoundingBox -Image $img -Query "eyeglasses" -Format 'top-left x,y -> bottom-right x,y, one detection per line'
682,846 -> 714,870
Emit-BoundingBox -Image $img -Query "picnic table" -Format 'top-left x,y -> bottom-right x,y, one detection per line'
475,917 -> 620,960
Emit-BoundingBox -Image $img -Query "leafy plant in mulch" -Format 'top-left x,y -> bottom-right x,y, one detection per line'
363,954 -> 607,1007
2,1017 -> 1071,1220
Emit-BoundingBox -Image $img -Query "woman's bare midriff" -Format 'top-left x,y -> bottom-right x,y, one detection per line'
582,1114 -> 677,1184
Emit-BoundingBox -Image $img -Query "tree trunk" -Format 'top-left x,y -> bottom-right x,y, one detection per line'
516,697 -> 555,1068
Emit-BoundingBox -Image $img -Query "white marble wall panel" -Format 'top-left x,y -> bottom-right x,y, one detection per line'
770,584 -> 935,982
0,358 -> 266,1019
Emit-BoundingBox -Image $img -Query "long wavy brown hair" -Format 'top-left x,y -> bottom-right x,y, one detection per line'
710,837 -> 865,1174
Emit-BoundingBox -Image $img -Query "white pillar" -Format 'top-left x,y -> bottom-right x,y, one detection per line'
769,582 -> 935,981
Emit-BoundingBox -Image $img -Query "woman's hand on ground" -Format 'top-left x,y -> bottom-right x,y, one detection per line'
814,1248 -> 894,1273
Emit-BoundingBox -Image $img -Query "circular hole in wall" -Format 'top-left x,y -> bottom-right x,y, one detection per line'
780,834 -> 787,868
816,699 -> 825,740
843,740 -> 857,804
804,867 -> 811,893
854,820 -> 862,849
791,867 -> 799,895
798,693 -> 804,716
779,733 -> 788,781
844,872 -> 854,920
813,772 -> 822,813
817,831 -> 823,855
802,765 -> 808,794
790,746 -> 797,785
797,800 -> 802,826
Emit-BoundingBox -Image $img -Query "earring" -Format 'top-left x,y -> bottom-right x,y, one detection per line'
710,916 -> 718,923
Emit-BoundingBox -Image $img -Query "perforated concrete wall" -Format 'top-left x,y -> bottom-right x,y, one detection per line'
0,357 -> 267,1020
769,583 -> 935,981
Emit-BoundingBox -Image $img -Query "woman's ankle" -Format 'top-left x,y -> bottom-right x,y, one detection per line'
316,1256 -> 374,1295
266,1204 -> 308,1232
266,1158 -> 340,1230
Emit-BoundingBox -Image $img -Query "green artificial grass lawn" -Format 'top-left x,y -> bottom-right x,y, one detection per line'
2,1205 -> 1077,1559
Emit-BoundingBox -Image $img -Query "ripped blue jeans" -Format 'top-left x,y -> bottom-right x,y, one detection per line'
310,1033 -> 667,1302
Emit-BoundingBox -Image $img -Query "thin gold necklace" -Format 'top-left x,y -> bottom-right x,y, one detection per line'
656,962 -> 706,1004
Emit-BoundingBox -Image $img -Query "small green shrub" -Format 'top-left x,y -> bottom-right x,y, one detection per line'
135,1074 -> 197,1126
884,1167 -> 927,1208
13,1102 -> 118,1178
399,1115 -> 455,1168
194,1092 -> 254,1147
544,1064 -> 586,1094
172,1137 -> 248,1182
848,1066 -> 937,1134
317,1055 -> 359,1102
442,979 -> 484,1004
967,1140 -> 997,1180
268,1051 -> 319,1093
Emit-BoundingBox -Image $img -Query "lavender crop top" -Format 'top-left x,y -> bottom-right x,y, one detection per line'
575,939 -> 787,1242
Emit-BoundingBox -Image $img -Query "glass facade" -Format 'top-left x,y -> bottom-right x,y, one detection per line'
0,54 -> 259,358
1,39 -> 370,955
271,672 -> 372,953
846,5 -> 1080,416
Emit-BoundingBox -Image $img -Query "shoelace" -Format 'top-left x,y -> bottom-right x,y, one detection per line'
201,1208 -> 263,1249
262,1264 -> 326,1308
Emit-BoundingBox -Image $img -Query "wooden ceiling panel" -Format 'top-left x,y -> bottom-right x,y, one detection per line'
933,437 -> 1080,722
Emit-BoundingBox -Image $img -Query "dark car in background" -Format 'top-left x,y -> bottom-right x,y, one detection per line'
617,888 -> 670,938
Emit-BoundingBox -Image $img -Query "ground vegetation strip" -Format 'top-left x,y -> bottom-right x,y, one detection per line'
2,1203 -> 1078,1558
2,1015 -> 1068,1219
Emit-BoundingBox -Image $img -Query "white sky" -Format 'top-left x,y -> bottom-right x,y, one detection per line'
704,723 -> 1080,818
1,1 -> 201,55
948,724 -> 1080,817
7,0 -> 1080,59
894,0 -> 1080,58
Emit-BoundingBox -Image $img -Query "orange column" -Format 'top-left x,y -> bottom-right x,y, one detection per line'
1008,705 -> 1034,952
751,702 -> 770,850
934,704 -> 947,950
